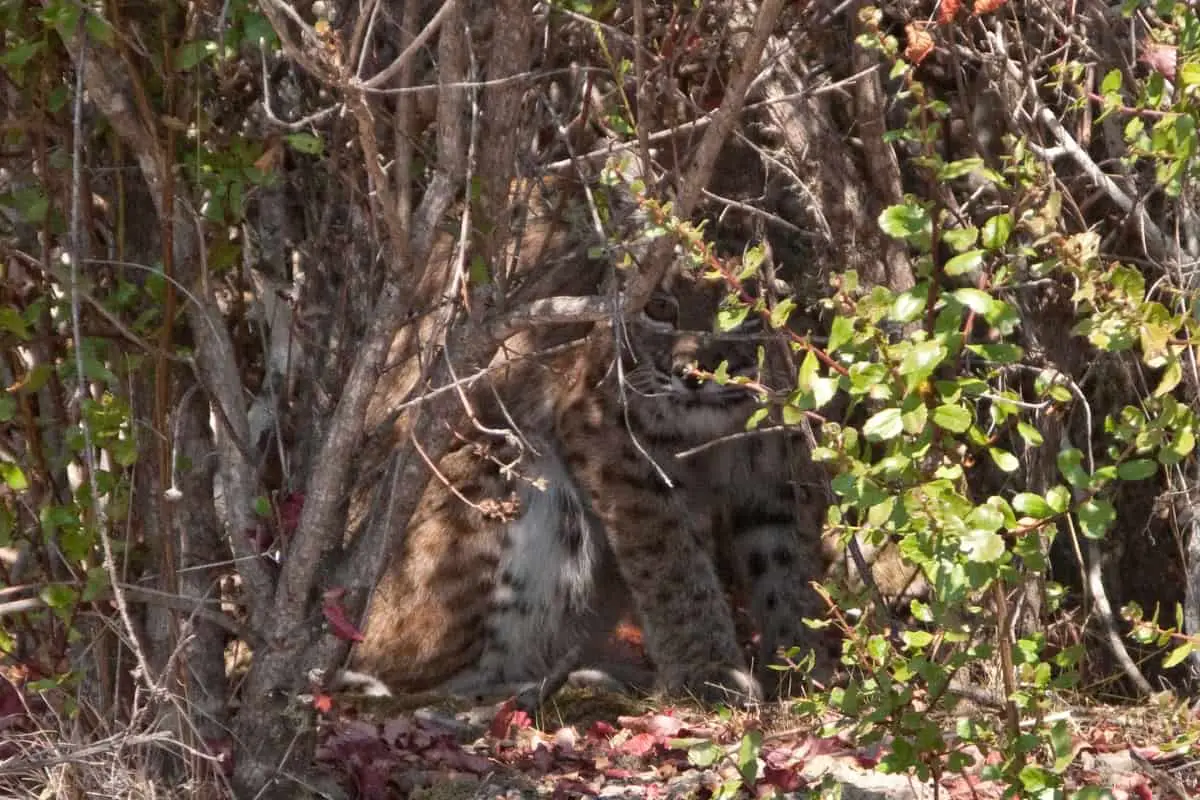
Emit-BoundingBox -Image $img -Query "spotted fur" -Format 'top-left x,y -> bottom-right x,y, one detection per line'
351,271 -> 829,700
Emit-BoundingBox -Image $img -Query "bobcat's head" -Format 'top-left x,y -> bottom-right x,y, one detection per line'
623,270 -> 790,442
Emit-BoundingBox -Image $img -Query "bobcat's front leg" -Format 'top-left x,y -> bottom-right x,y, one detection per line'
565,436 -> 760,703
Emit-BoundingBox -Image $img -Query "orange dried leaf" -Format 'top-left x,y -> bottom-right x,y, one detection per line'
938,0 -> 961,25
311,693 -> 333,714
973,0 -> 1008,15
905,23 -> 935,66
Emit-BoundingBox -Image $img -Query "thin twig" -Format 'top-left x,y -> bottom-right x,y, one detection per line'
362,0 -> 458,89
66,24 -> 160,696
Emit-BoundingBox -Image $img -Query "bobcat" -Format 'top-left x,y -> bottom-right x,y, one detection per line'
350,267 -> 830,701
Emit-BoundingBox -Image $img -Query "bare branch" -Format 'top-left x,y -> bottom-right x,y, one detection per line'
362,0 -> 458,88
625,0 -> 787,311
488,295 -> 615,340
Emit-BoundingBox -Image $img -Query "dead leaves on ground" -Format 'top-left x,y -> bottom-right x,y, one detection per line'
317,689 -> 1200,799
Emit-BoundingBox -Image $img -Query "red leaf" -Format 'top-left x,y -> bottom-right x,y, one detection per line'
489,699 -> 532,738
278,492 -> 305,539
311,692 -> 334,714
617,713 -> 684,739
551,778 -> 596,798
764,766 -> 805,791
322,589 -> 364,642
938,0 -> 961,24
618,733 -> 657,757
528,743 -> 555,772
428,745 -> 495,774
587,720 -> 617,740
246,525 -> 274,553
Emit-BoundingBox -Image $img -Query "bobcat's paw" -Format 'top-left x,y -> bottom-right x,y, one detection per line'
759,628 -> 842,697
668,664 -> 763,707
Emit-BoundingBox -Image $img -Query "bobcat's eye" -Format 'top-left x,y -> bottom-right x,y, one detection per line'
737,315 -> 764,334
643,293 -> 679,325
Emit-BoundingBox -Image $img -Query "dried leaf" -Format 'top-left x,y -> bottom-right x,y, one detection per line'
973,0 -> 1009,14
905,22 -> 935,65
1140,42 -> 1177,82
322,588 -> 364,642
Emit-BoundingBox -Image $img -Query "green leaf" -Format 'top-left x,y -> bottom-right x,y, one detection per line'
1154,358 -> 1182,397
175,39 -> 217,70
0,463 -> 28,491
469,254 -> 490,286
1101,68 -> 1122,94
900,340 -> 946,377
745,406 -> 769,430
867,497 -> 895,527
981,213 -> 1014,250
931,403 -> 971,433
1077,498 -> 1116,539
901,400 -> 928,434
878,202 -> 931,240
111,437 -> 139,467
736,729 -> 761,784
797,350 -> 818,392
989,448 -> 1019,472
1013,493 -> 1052,518
827,316 -> 854,354
961,529 -> 1005,563
812,376 -> 837,409
1161,641 -> 1194,669
903,629 -> 934,649
716,304 -> 749,332
40,0 -> 81,36
2,186 -> 49,223
966,343 -> 1024,363
1117,459 -> 1157,481
40,583 -> 78,610
864,408 -> 904,441
769,297 -> 796,329
967,504 -> 1005,531
890,290 -> 927,323
687,740 -> 722,767
1045,485 -> 1070,514
1160,425 -> 1196,465
944,250 -> 985,277
1017,421 -> 1044,446
866,634 -> 889,663
84,12 -> 116,46
285,132 -> 325,155
938,157 -> 984,181
741,244 -> 765,276
942,226 -> 978,252
0,40 -> 44,68
0,307 -> 31,340
1180,62 -> 1200,88
82,566 -> 110,603
1057,449 -> 1089,488
1051,720 -> 1074,772
952,287 -> 994,315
